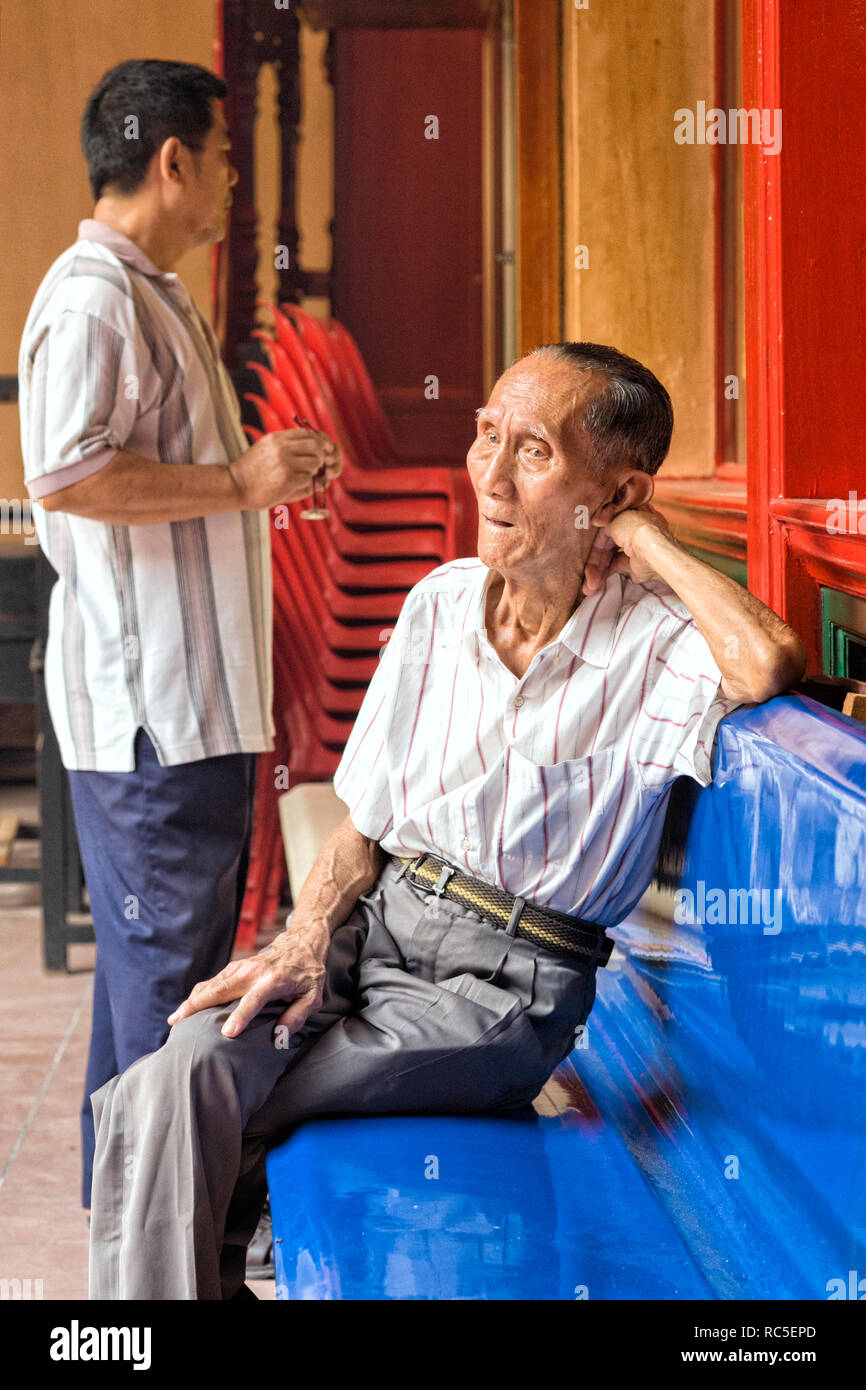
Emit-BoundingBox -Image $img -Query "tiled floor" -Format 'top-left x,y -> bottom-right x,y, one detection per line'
0,781 -> 276,1301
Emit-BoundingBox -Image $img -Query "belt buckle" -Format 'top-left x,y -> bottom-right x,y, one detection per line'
405,852 -> 458,898
431,864 -> 457,896
418,853 -> 457,897
396,853 -> 429,883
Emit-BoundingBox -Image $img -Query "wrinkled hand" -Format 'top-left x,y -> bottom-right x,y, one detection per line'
581,503 -> 676,596
231,429 -> 342,512
167,925 -> 330,1040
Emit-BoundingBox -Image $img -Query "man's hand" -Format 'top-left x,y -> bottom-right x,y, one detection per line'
581,503 -> 677,596
581,502 -> 807,702
167,923 -> 330,1040
230,429 -> 342,512
168,814 -> 382,1041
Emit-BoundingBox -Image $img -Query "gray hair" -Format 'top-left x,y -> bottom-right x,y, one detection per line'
530,341 -> 674,479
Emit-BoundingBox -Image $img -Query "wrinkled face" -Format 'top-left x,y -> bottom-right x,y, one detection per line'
467,354 -> 610,580
183,100 -> 238,243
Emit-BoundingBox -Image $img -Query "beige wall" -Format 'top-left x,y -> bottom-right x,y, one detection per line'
0,0 -> 216,536
562,0 -> 716,476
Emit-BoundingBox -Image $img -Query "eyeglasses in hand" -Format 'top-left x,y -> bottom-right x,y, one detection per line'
293,413 -> 331,520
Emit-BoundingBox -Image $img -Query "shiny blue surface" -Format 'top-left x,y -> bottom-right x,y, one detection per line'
268,694 -> 866,1300
268,1115 -> 712,1300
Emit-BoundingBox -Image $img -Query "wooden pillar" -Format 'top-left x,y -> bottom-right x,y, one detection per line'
219,0 -> 304,369
513,0 -> 562,354
274,15 -> 303,307
221,0 -> 260,370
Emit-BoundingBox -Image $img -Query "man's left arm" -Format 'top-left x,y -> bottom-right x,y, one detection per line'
585,508 -> 807,703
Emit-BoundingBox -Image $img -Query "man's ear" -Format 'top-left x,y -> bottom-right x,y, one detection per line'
591,468 -> 653,525
158,137 -> 186,186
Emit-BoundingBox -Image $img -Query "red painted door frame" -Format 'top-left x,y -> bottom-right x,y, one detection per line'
741,0 -> 866,670
742,0 -> 789,617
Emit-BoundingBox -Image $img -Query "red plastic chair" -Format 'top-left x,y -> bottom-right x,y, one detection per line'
237,311 -> 476,944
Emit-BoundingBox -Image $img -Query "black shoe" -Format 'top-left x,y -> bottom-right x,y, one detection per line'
245,1197 -> 275,1280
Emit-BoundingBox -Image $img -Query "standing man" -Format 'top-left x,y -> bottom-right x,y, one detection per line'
18,60 -> 339,1211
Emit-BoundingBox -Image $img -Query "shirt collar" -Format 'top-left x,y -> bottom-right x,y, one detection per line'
468,565 -> 623,670
77,219 -> 176,280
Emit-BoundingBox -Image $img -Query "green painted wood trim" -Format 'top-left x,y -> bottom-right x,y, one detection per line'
820,586 -> 866,676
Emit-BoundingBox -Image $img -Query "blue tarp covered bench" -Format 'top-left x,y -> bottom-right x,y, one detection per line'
266,693 -> 866,1300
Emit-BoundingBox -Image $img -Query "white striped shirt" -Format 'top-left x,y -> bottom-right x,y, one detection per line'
18,220 -> 274,770
334,559 -> 745,927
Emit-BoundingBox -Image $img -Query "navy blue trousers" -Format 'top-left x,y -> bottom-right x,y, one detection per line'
67,728 -> 256,1207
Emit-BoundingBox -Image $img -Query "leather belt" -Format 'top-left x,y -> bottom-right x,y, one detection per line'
394,852 -> 615,968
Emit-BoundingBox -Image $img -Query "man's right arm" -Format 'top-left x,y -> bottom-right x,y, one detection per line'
167,814 -> 384,1039
38,430 -> 340,523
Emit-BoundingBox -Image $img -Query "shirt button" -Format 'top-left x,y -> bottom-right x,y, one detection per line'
513,695 -> 525,708
461,837 -> 471,850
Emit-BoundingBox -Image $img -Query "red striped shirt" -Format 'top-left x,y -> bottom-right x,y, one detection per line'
334,561 -> 743,926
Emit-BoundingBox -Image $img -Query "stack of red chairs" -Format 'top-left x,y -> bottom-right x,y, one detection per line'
234,306 -> 477,948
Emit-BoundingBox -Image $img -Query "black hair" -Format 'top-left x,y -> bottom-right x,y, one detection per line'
531,341 -> 674,478
81,59 -> 227,200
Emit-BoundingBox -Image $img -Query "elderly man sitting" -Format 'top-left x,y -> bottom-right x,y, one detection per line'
89,342 -> 806,1299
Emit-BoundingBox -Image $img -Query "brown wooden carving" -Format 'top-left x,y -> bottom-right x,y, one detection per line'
273,16 -> 303,308
220,0 -> 305,369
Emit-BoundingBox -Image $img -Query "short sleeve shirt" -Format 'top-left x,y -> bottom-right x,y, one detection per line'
334,559 -> 746,928
17,220 -> 274,770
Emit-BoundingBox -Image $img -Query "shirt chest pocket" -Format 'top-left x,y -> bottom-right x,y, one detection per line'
495,745 -> 616,891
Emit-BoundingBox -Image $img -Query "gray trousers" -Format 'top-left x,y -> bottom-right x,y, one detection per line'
89,859 -> 600,1299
